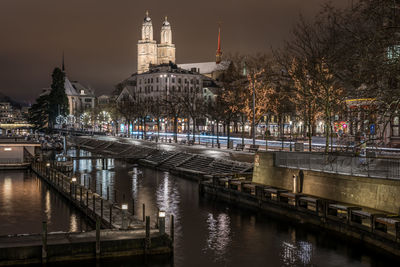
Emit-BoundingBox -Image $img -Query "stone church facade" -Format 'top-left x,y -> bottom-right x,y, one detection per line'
137,12 -> 176,73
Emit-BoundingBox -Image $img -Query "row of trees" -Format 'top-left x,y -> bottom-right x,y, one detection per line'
29,1 -> 400,153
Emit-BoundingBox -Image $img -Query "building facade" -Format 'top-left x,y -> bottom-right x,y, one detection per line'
138,12 -> 176,74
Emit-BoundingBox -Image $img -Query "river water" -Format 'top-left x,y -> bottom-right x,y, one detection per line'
1,148 -> 399,266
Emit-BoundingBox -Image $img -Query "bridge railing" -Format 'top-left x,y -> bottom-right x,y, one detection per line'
274,151 -> 400,180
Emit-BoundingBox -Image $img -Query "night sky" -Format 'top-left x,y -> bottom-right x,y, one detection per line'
0,0 -> 348,103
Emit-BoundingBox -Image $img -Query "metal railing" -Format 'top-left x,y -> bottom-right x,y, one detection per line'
274,151 -> 400,180
0,158 -> 24,164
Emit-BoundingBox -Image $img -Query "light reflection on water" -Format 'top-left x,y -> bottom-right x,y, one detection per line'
66,148 -> 400,267
205,212 -> 231,261
0,171 -> 91,235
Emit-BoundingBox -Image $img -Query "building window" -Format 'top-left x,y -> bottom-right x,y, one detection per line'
172,77 -> 175,83
151,78 -> 153,83
157,86 -> 159,91
139,79 -> 141,84
165,77 -> 168,82
178,78 -> 181,83
190,79 -> 194,84
172,86 -> 175,92
178,86 -> 181,92
196,79 -> 200,84
156,77 -> 159,83
393,116 -> 400,137
84,98 -> 92,103
190,87 -> 193,93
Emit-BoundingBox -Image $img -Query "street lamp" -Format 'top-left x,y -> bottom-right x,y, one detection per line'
158,210 -> 166,235
121,203 -> 128,229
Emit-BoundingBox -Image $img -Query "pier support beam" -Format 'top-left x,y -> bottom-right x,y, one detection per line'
143,203 -> 146,222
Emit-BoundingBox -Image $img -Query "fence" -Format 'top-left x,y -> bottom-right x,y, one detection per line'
274,152 -> 400,180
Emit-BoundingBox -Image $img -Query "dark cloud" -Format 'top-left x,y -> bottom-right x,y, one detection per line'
0,0 -> 348,103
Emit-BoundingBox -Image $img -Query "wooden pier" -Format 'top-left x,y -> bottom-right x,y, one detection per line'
0,162 -> 174,265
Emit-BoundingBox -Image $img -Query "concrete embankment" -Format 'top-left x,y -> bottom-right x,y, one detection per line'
0,230 -> 171,266
69,137 -> 253,179
200,177 -> 400,257
252,152 -> 400,214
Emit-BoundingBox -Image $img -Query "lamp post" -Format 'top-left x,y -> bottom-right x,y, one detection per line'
158,210 -> 166,235
71,177 -> 77,200
121,203 -> 128,230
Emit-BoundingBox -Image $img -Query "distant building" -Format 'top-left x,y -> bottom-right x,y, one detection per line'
138,12 -> 176,74
0,102 -> 13,123
41,75 -> 96,117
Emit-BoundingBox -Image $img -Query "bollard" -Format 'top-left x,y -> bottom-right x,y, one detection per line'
42,221 -> 47,263
107,186 -> 109,201
142,203 -> 146,222
132,199 -> 135,215
93,195 -> 96,215
170,214 -> 174,243
109,205 -> 113,228
96,217 -> 100,258
101,199 -> 103,221
86,190 -> 89,207
145,216 -> 151,249
159,211 -> 165,235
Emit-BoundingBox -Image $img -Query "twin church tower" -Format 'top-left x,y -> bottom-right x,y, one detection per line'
138,11 -> 176,73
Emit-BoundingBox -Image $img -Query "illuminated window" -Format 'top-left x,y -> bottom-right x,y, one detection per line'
387,45 -> 400,60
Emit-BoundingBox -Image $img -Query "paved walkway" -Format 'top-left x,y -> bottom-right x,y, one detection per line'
90,136 -> 256,163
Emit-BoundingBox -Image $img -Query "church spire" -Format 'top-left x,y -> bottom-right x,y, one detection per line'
216,26 -> 222,64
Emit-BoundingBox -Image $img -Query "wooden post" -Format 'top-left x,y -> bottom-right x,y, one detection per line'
145,216 -> 151,250
96,217 -> 100,258
86,190 -> 89,207
109,205 -> 113,228
170,214 -> 174,243
132,198 -> 135,215
156,208 -> 159,229
74,184 -> 77,200
93,195 -> 96,215
114,189 -> 117,203
80,187 -> 83,203
142,203 -> 146,222
107,186 -> 109,201
101,198 -> 103,221
100,183 -> 102,197
42,221 -> 47,263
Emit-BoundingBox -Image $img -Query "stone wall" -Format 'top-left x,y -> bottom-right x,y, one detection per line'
253,152 -> 400,214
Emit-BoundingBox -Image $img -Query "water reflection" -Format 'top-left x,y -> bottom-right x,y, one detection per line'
156,171 -> 180,231
205,213 -> 231,261
65,148 -> 400,267
0,171 -> 91,235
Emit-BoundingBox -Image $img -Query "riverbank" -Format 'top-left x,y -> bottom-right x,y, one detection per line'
69,136 -> 253,180
199,176 -> 400,257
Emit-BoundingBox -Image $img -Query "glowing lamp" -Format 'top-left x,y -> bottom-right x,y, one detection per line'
121,204 -> 128,210
71,177 -> 77,183
158,211 -> 166,218
4,147 -> 12,151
